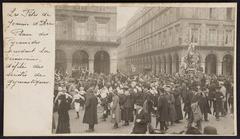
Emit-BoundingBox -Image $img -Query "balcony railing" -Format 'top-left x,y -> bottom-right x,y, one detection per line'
56,33 -> 117,42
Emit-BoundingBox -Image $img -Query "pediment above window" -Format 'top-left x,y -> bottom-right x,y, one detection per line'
74,16 -> 88,23
95,17 -> 110,24
56,15 -> 68,21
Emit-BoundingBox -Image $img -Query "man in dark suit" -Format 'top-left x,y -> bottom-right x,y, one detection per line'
214,86 -> 224,120
157,86 -> 170,132
123,90 -> 132,126
83,87 -> 98,132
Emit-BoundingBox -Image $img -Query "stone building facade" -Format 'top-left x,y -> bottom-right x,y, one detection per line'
55,5 -> 119,76
117,27 -> 128,74
119,7 -> 235,75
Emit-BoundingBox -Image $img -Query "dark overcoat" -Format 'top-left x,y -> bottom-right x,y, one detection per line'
123,94 -> 134,122
184,90 -> 194,113
174,89 -> 183,121
198,93 -> 211,114
157,94 -> 169,121
213,91 -> 224,114
128,88 -> 136,109
111,94 -> 121,123
119,94 -> 126,120
168,93 -> 177,122
56,96 -> 71,133
181,84 -> 188,103
132,109 -> 149,134
83,92 -> 98,125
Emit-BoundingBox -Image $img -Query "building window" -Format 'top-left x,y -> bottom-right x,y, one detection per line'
190,28 -> 200,44
163,31 -> 166,48
76,22 -> 87,40
225,29 -> 233,46
74,16 -> 88,40
146,39 -> 148,50
95,17 -> 109,41
169,28 -> 173,45
208,28 -> 217,45
56,20 -> 68,40
175,25 -> 181,45
209,8 -> 217,19
168,10 -> 172,23
158,33 -> 161,48
154,35 -> 157,49
96,23 -> 107,41
192,8 -> 199,18
176,8 -> 180,19
226,8 -> 233,20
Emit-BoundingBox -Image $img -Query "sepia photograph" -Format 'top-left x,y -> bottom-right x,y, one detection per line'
52,3 -> 237,135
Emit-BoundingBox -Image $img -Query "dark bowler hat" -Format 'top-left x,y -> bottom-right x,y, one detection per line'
216,85 -> 221,89
203,126 -> 217,134
186,126 -> 201,134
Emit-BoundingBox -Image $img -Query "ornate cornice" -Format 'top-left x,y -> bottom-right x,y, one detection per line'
126,45 -> 234,59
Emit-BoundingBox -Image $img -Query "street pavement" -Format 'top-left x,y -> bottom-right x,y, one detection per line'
53,106 -> 235,135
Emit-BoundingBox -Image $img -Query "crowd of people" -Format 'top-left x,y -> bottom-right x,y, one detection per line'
52,69 -> 234,135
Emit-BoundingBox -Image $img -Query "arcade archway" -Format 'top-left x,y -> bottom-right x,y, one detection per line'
173,54 -> 179,73
158,57 -> 162,74
72,50 -> 89,77
205,54 -> 217,74
222,54 -> 233,75
55,49 -> 67,74
94,51 -> 110,74
163,56 -> 166,73
168,55 -> 172,74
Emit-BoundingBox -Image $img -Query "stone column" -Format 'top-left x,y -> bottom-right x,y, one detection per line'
166,60 -> 170,74
217,61 -> 222,75
138,60 -> 141,73
67,16 -> 73,40
70,16 -> 74,40
159,62 -> 162,73
172,56 -> 176,74
158,61 -> 163,73
110,58 -> 117,74
201,62 -> 205,73
88,58 -> 94,73
178,57 -> 183,73
153,62 -> 156,75
155,62 -> 158,75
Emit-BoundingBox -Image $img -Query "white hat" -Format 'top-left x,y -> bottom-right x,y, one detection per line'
58,87 -> 62,91
219,81 -> 224,85
100,92 -> 107,98
74,89 -> 79,92
79,87 -> 84,90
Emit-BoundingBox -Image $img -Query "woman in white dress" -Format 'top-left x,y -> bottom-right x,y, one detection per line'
72,89 -> 85,119
79,87 -> 86,110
